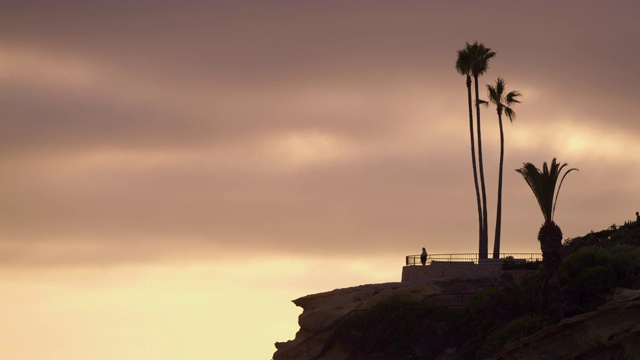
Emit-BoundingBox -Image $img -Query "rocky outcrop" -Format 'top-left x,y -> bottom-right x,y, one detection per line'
273,277 -> 506,359
274,282 -> 640,360
273,282 -> 440,360
491,288 -> 640,360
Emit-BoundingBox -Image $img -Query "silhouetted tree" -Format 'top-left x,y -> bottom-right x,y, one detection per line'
456,41 -> 496,259
456,44 -> 483,258
516,159 -> 577,318
487,78 -> 521,259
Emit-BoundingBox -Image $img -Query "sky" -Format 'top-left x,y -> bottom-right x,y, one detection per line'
1,1 -> 639,359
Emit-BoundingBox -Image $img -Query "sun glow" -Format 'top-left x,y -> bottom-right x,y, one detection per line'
512,120 -> 637,162
0,255 -> 400,360
264,131 -> 358,168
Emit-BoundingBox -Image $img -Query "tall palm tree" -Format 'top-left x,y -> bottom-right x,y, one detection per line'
516,159 -> 578,317
456,43 -> 483,258
487,78 -> 521,259
456,41 -> 496,259
471,43 -> 496,260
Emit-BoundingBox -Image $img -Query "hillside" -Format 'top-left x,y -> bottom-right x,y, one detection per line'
273,221 -> 640,360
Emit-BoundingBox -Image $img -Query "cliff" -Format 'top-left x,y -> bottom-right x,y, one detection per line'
274,284 -> 640,360
273,276 -> 502,360
274,224 -> 640,359
273,281 -> 440,360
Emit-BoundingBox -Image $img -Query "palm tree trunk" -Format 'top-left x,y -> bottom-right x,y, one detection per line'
539,221 -> 564,320
474,74 -> 489,259
493,113 -> 504,259
544,255 -> 563,321
466,75 -> 484,256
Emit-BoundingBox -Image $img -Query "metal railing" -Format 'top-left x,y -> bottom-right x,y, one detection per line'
406,253 -> 542,266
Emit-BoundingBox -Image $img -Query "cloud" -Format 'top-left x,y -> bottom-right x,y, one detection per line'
0,1 -> 639,268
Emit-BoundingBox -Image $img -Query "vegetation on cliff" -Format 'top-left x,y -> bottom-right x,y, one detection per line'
319,221 -> 640,359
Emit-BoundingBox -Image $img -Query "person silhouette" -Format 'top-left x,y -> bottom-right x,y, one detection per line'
636,211 -> 639,223
420,247 -> 428,266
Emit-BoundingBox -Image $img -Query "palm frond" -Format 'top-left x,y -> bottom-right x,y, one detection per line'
467,41 -> 496,76
552,163 -> 579,219
455,49 -> 472,75
487,78 -> 521,121
504,107 -> 516,122
495,77 -> 505,94
516,159 -> 578,222
487,84 -> 500,104
506,91 -> 522,105
517,162 -> 552,222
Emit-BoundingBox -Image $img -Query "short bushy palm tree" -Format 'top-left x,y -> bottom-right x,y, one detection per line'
487,78 -> 521,259
516,159 -> 578,316
456,41 -> 496,259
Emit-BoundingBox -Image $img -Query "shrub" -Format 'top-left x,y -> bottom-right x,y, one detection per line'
560,246 -> 610,281
325,298 -> 470,359
502,258 -> 541,271
477,315 -> 550,359
608,245 -> 640,289
560,246 -> 616,315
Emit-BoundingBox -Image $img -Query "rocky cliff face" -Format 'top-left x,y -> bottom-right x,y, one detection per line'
273,281 -> 440,360
273,277 -> 503,359
274,284 -> 640,360
490,288 -> 640,360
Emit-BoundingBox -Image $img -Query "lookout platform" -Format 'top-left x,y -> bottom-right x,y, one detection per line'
402,253 -> 542,282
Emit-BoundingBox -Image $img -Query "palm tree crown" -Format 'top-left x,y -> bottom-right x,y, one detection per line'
467,41 -> 496,78
487,78 -> 521,121
516,159 -> 578,223
457,42 -> 496,77
455,47 -> 472,79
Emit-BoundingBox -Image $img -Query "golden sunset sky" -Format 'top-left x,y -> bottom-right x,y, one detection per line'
1,1 -> 639,359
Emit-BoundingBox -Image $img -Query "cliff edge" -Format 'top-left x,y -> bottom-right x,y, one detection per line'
274,285 -> 640,360
273,277 -> 502,359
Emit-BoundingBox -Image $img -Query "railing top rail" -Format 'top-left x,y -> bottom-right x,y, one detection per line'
405,253 -> 542,265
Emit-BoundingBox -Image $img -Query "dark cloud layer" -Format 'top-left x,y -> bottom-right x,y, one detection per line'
1,1 -> 639,267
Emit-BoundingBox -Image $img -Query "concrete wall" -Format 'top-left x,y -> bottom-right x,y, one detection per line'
402,261 -> 504,282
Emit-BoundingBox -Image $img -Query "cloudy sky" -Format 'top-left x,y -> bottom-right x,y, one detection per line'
1,1 -> 639,359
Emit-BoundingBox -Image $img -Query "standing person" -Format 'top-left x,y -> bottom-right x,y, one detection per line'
636,212 -> 639,223
420,247 -> 428,266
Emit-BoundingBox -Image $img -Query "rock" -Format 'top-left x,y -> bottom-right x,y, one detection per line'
610,287 -> 640,302
273,281 -> 439,359
273,276 -> 518,359
491,288 -> 640,360
275,283 -> 640,360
